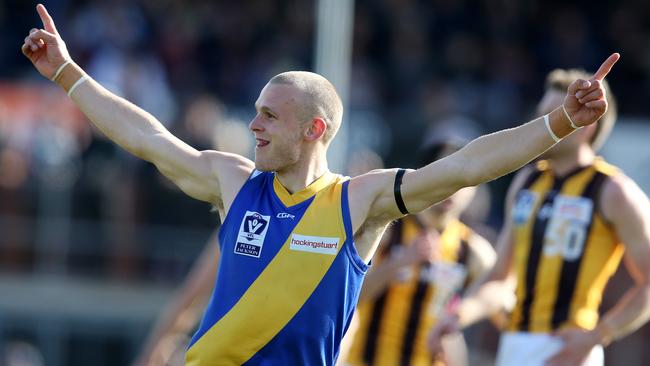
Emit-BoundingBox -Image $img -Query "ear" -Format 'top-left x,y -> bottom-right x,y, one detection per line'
304,118 -> 327,142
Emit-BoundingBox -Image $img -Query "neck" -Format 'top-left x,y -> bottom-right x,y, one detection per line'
275,152 -> 330,194
550,144 -> 596,176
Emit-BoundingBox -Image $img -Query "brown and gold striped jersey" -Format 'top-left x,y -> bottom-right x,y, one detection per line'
347,216 -> 474,366
508,158 -> 625,333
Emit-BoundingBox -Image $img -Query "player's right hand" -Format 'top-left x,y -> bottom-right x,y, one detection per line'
21,4 -> 71,80
427,314 -> 460,356
397,231 -> 440,266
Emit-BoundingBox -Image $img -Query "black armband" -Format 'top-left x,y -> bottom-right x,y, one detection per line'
393,169 -> 409,215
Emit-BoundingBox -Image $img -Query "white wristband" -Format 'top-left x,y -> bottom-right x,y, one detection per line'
50,60 -> 71,82
67,75 -> 90,97
544,114 -> 561,143
562,105 -> 581,129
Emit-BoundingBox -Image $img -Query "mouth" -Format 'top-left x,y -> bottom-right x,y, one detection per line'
256,138 -> 270,148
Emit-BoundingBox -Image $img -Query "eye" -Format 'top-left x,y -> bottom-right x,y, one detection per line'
264,111 -> 276,119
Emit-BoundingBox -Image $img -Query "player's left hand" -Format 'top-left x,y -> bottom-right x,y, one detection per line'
563,53 -> 619,128
544,327 -> 600,366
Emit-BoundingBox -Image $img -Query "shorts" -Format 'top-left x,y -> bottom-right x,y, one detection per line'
495,331 -> 603,366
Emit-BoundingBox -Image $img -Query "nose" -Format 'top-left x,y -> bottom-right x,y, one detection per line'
249,114 -> 264,133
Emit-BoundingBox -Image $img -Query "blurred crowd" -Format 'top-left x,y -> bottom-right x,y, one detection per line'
0,0 -> 649,280
1,1 -> 650,365
1,0 -> 650,278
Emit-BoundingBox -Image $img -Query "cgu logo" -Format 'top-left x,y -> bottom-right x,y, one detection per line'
276,212 -> 295,219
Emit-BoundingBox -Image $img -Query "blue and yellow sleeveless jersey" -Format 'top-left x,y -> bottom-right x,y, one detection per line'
186,171 -> 369,365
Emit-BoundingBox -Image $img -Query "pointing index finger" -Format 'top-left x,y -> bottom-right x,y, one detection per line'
36,4 -> 58,34
593,53 -> 620,81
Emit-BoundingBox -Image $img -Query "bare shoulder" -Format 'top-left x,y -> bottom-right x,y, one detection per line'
600,173 -> 649,222
599,172 -> 650,271
348,168 -> 406,232
348,168 -> 395,193
507,164 -> 537,197
204,150 -> 255,173
203,150 -> 256,214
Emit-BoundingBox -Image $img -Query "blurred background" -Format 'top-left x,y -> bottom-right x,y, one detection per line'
1,0 -> 650,365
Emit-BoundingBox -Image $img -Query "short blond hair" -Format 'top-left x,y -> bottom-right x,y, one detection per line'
545,68 -> 617,151
269,71 -> 343,144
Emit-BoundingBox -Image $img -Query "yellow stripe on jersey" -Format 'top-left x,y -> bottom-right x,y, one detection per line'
186,177 -> 346,365
527,167 -> 596,332
568,214 -> 624,329
440,220 -> 468,262
273,171 -> 336,206
509,169 -> 554,330
348,217 -> 472,366
567,158 -> 624,329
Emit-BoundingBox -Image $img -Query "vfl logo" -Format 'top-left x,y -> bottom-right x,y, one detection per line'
234,211 -> 270,258
276,212 -> 295,220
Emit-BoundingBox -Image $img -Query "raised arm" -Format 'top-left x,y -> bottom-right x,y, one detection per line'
22,4 -> 253,212
352,53 -> 620,229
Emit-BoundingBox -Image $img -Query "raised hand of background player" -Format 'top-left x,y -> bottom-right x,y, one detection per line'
21,4 -> 71,79
563,53 -> 619,127
544,327 -> 601,366
397,231 -> 440,266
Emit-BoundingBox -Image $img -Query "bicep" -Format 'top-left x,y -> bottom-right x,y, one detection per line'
365,157 -> 468,222
147,131 -> 254,206
401,155 -> 468,214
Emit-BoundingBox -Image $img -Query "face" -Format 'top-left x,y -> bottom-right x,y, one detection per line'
537,89 -> 595,159
249,83 -> 306,171
420,186 -> 476,222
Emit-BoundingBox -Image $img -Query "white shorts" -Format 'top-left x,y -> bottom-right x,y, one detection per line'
495,332 -> 604,366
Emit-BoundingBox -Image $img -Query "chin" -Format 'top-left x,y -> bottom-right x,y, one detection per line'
254,160 -> 276,172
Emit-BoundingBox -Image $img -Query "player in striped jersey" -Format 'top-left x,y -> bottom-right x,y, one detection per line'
24,5 -> 621,364
428,69 -> 650,366
346,139 -> 496,366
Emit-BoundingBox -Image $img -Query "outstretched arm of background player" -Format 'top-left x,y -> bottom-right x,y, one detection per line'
350,54 -> 620,241
21,4 -> 253,210
545,175 -> 650,366
134,234 -> 220,366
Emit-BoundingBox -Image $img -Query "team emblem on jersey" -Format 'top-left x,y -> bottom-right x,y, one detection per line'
513,190 -> 538,225
234,211 -> 271,258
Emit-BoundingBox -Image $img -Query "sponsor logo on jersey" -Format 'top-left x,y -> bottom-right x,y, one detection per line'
276,212 -> 295,220
289,234 -> 339,255
234,211 -> 270,258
